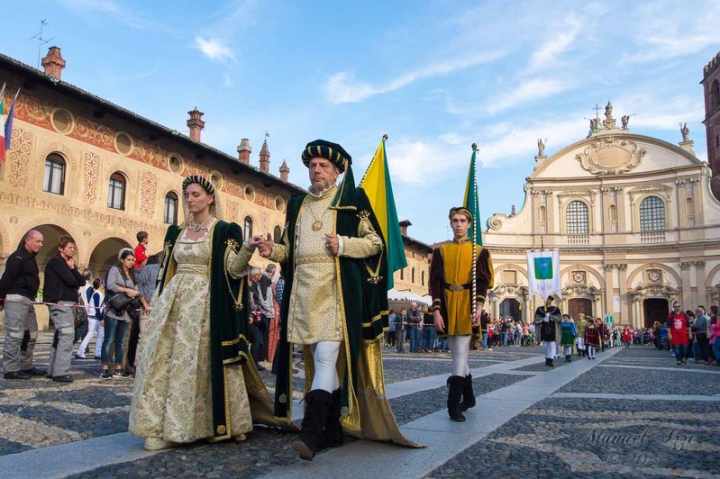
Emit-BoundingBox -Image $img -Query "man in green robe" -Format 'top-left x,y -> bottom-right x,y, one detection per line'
249,139 -> 416,460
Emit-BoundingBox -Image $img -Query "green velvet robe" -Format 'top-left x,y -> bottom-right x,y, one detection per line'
156,220 -> 292,441
273,167 -> 419,447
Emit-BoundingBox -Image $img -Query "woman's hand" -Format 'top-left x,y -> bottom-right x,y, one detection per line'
126,289 -> 139,298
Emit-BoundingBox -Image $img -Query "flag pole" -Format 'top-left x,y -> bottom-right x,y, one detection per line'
471,143 -> 478,325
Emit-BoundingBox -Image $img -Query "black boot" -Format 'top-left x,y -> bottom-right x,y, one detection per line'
459,375 -> 476,412
545,358 -> 551,367
565,355 -> 571,362
293,390 -> 331,461
324,389 -> 344,448
447,376 -> 466,422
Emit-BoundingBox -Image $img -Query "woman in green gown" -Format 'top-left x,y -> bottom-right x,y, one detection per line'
129,175 -> 289,451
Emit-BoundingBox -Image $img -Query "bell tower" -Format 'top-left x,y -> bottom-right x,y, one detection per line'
703,51 -> 720,199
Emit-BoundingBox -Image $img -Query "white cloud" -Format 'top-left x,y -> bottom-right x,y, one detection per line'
194,36 -> 236,63
326,51 -> 505,104
58,0 -> 170,31
621,2 -> 720,63
613,94 -> 705,130
385,115 -> 589,185
528,14 -> 583,71
485,78 -> 572,115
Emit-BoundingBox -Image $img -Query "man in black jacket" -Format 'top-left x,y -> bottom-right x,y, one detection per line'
44,236 -> 85,383
534,296 -> 562,367
0,230 -> 44,379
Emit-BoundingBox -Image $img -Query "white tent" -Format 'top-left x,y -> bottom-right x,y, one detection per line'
387,289 -> 432,306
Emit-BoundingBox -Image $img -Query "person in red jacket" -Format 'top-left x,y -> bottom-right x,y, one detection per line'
668,301 -> 691,366
584,318 -> 600,360
622,326 -> 633,349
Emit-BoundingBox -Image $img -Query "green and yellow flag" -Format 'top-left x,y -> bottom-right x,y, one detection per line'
463,143 -> 482,245
359,135 -> 407,290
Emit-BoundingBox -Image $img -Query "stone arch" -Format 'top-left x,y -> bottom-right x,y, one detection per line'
87,237 -> 133,278
625,263 -> 682,289
493,264 -> 529,284
560,263 -> 605,289
704,262 -> 720,288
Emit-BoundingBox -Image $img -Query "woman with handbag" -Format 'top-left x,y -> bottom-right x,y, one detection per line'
101,248 -> 148,379
129,175 -> 292,452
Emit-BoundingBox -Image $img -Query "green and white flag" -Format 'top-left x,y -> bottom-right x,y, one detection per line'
527,249 -> 561,299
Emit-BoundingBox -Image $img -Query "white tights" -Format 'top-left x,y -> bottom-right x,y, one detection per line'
448,336 -> 471,377
310,341 -> 341,392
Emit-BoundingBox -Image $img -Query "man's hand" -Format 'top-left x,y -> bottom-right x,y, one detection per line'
66,257 -> 76,269
472,307 -> 481,326
433,309 -> 445,333
325,233 -> 339,256
250,234 -> 274,258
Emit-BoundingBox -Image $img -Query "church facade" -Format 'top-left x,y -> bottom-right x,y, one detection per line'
484,103 -> 720,328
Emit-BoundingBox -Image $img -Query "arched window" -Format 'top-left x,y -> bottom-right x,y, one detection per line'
273,225 -> 283,243
107,172 -> 126,210
640,195 -> 665,243
243,216 -> 253,242
411,267 -> 415,284
421,270 -> 425,286
712,79 -> 720,109
400,268 -> 404,281
164,192 -> 178,225
43,153 -> 66,195
566,200 -> 589,235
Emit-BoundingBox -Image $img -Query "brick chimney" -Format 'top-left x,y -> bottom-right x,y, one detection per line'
259,138 -> 270,173
42,46 -> 66,81
279,160 -> 290,182
187,108 -> 205,142
399,220 -> 411,236
237,138 -> 251,164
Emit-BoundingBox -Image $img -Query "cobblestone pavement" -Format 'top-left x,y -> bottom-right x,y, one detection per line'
426,345 -> 720,479
12,337 -> 714,478
0,333 -> 540,461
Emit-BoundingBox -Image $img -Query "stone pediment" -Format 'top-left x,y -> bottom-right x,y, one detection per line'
575,135 -> 646,175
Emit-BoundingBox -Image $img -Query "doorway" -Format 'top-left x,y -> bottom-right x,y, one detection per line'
568,298 -> 593,321
499,298 -> 521,322
643,298 -> 669,328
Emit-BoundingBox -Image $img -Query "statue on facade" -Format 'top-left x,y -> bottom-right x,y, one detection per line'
621,114 -> 630,129
537,138 -> 546,158
680,122 -> 690,142
603,101 -> 616,129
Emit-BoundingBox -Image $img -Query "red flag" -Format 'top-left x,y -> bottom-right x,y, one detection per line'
0,134 -> 5,163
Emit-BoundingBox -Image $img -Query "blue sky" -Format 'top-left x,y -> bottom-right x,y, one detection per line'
3,0 -> 719,243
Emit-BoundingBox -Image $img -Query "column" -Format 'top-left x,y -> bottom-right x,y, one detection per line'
693,260 -> 705,307
617,264 -> 628,323
680,262 -> 692,307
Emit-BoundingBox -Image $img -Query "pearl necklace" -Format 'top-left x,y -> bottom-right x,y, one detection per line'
188,218 -> 211,233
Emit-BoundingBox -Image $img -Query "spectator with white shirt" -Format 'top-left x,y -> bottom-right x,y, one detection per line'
76,278 -> 105,359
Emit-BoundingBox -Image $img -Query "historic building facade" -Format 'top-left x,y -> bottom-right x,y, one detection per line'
392,220 -> 432,297
0,48 -> 302,327
704,49 -> 720,199
484,103 -> 720,328
0,47 -> 433,328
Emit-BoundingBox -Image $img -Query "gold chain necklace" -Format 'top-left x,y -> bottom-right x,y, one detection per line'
306,201 -> 328,232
